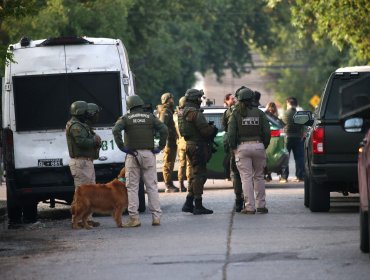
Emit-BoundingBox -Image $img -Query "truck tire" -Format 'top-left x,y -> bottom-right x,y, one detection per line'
138,180 -> 146,213
360,209 -> 369,253
309,178 -> 330,212
6,181 -> 22,224
304,174 -> 310,208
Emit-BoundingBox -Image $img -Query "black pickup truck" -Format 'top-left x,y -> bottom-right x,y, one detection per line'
294,66 -> 370,212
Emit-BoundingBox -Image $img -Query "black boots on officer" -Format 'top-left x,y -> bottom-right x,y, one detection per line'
182,195 -> 213,215
235,198 -> 244,212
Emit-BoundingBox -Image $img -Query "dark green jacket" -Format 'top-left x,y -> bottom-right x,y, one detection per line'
228,106 -> 271,149
282,107 -> 304,138
112,107 -> 168,151
178,102 -> 216,143
66,116 -> 99,159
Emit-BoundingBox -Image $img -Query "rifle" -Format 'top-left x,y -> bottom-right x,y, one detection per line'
206,121 -> 219,162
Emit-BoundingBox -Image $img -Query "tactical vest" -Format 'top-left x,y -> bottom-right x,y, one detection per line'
158,104 -> 177,146
236,107 -> 262,142
66,119 -> 98,159
178,107 -> 203,142
123,111 -> 155,149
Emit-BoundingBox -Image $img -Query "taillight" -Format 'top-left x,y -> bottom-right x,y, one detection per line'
312,127 -> 324,154
270,129 -> 281,137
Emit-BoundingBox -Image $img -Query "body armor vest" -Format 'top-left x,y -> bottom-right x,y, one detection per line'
236,107 -> 262,141
123,112 -> 155,149
178,107 -> 203,142
66,118 -> 98,159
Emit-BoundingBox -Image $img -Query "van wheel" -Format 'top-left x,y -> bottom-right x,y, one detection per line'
360,210 -> 369,253
138,180 -> 146,213
309,178 -> 330,212
304,174 -> 310,208
6,182 -> 23,224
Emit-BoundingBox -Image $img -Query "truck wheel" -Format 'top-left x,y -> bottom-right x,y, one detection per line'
360,210 -> 369,253
309,178 -> 330,212
304,174 -> 310,208
138,180 -> 146,213
6,182 -> 22,224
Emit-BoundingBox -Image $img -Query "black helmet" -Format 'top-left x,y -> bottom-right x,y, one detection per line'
185,89 -> 204,102
161,92 -> 174,104
237,87 -> 255,101
70,101 -> 88,116
126,95 -> 144,110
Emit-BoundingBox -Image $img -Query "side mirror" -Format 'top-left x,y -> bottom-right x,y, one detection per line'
344,117 -> 363,133
293,111 -> 314,126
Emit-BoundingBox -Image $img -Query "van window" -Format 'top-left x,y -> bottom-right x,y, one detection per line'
13,72 -> 122,131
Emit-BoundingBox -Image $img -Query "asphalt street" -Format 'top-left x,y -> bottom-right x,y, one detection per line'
0,178 -> 369,280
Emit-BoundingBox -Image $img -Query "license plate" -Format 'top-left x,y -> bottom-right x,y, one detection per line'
38,158 -> 63,167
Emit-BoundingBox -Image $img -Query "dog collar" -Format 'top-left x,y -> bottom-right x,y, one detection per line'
118,177 -> 126,183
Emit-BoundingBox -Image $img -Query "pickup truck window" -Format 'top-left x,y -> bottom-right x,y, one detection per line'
13,72 -> 122,131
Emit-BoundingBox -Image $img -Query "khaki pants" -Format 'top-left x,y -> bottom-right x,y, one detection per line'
69,158 -> 96,188
126,150 -> 162,219
235,143 -> 266,211
162,145 -> 177,184
177,138 -> 190,182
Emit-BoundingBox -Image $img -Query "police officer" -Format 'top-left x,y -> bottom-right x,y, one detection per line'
222,93 -> 244,212
157,92 -> 179,193
112,95 -> 168,227
66,101 -> 102,227
178,89 -> 218,215
173,96 -> 190,192
228,88 -> 271,214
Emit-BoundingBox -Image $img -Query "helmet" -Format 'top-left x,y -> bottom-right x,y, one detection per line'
161,92 -> 174,104
87,103 -> 101,117
185,89 -> 204,102
237,87 -> 254,101
126,95 -> 144,110
234,86 -> 246,99
178,96 -> 186,108
70,101 -> 88,116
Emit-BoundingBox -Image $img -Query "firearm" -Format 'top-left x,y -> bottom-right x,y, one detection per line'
207,121 -> 219,162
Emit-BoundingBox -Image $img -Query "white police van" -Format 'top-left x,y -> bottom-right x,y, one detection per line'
1,36 -> 142,222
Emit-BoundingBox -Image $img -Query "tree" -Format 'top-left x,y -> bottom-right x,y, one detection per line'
290,0 -> 370,63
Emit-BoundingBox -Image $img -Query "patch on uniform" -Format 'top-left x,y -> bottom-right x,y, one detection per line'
242,117 -> 259,125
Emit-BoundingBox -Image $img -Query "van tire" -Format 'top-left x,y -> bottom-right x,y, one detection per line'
309,178 -> 330,212
360,209 -> 369,253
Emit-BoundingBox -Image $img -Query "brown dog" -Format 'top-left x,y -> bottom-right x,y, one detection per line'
71,167 -> 128,229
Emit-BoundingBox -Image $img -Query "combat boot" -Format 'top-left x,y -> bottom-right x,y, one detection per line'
179,181 -> 187,192
165,183 -> 179,193
182,195 -> 194,213
123,216 -> 141,228
235,198 -> 244,213
193,198 -> 213,215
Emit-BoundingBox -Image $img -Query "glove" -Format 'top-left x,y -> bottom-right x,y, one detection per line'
152,147 -> 161,154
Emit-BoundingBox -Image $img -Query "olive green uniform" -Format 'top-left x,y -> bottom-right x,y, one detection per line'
112,107 -> 168,220
66,116 -> 101,188
228,105 -> 271,212
178,102 -> 216,197
157,103 -> 178,186
174,107 -> 190,185
222,107 -> 243,203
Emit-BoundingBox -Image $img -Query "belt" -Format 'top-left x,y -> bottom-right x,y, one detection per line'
73,157 -> 93,161
240,141 -> 261,144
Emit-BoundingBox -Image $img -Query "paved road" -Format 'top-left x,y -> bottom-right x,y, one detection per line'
0,180 -> 369,280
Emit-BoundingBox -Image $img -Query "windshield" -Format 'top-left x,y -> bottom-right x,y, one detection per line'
325,72 -> 370,119
13,72 -> 122,131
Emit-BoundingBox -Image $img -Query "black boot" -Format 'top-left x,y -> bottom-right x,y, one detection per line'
235,198 -> 244,213
193,198 -> 213,215
179,181 -> 187,192
182,195 -> 194,213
